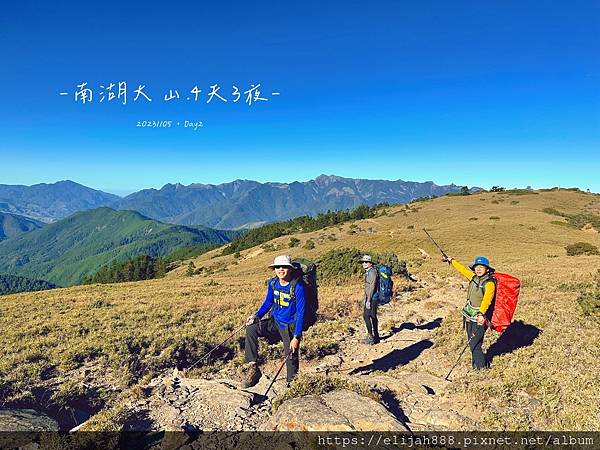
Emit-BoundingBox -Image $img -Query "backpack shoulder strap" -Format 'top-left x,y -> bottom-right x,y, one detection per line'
289,277 -> 300,301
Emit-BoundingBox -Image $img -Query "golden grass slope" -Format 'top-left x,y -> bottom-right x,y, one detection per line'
1,189 -> 599,430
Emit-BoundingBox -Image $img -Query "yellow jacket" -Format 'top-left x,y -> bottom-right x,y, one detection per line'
451,259 -> 495,314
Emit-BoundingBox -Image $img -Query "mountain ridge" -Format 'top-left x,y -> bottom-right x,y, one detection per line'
114,174 -> 467,228
0,207 -> 235,286
0,212 -> 45,241
1,175 -> 475,230
0,180 -> 120,223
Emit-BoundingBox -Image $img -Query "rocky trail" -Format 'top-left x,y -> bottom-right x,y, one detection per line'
0,276 -> 484,436
113,276 -> 483,433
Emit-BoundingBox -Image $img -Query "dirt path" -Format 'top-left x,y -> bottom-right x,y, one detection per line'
322,282 -> 480,431
115,277 -> 483,432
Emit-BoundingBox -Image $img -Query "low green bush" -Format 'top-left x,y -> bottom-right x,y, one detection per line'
303,239 -> 315,250
317,248 -> 408,284
565,242 -> 599,256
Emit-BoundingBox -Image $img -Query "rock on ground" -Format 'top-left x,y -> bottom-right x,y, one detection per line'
260,389 -> 408,431
0,409 -> 59,432
142,377 -> 256,431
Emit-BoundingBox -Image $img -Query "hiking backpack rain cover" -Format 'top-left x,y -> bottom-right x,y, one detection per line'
489,272 -> 521,332
375,264 -> 394,305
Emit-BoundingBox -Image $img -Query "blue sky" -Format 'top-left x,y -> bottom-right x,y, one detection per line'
1,1 -> 598,195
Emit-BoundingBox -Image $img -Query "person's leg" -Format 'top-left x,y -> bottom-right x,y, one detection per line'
244,317 -> 278,363
470,324 -> 486,369
370,302 -> 380,343
244,321 -> 261,363
241,318 -> 280,388
465,321 -> 476,368
277,323 -> 299,382
363,305 -> 374,336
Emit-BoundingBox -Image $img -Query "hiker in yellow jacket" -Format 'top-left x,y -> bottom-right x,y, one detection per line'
442,255 -> 495,369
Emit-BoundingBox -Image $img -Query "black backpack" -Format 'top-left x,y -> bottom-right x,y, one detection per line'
269,258 -> 319,331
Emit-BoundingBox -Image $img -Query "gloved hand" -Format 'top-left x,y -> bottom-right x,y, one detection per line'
441,255 -> 453,263
246,313 -> 258,326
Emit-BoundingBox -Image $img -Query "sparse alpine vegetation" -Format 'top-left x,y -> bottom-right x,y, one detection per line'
222,203 -> 389,256
0,189 -> 598,432
565,242 -> 600,256
317,247 -> 408,284
543,207 -> 600,231
576,270 -> 600,322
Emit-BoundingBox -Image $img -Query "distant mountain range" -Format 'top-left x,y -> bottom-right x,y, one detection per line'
0,175 -> 466,229
0,208 -> 236,286
0,180 -> 119,223
113,175 -> 465,228
0,175 -> 467,290
0,212 -> 44,240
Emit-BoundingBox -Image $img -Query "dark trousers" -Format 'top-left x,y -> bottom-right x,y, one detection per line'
465,320 -> 487,369
244,317 -> 299,382
363,301 -> 379,342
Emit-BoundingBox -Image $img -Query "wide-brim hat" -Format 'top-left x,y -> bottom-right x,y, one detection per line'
268,255 -> 295,268
358,255 -> 374,263
469,256 -> 494,271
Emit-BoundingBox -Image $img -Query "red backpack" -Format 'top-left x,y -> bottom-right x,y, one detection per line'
489,272 -> 521,332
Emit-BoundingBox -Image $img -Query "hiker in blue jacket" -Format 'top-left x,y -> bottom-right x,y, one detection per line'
241,255 -> 306,388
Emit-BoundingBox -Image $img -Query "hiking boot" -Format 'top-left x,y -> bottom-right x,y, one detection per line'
240,362 -> 261,388
361,335 -> 374,345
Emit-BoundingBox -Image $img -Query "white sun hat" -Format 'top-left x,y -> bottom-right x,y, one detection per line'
268,255 -> 295,268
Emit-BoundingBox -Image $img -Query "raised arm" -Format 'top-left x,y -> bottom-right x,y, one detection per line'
450,258 -> 475,281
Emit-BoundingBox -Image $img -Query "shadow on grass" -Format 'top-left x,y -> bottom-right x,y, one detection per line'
486,320 -> 541,363
349,340 -> 433,374
382,317 -> 443,340
10,386 -> 103,431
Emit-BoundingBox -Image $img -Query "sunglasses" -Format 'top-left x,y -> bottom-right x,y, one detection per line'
273,265 -> 291,269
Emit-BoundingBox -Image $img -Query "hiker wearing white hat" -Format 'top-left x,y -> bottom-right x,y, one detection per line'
240,255 -> 306,388
359,255 -> 380,344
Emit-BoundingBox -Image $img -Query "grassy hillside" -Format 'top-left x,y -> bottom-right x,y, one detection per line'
0,208 -> 235,286
0,189 -> 598,431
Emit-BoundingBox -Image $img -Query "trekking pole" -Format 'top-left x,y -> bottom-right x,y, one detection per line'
444,319 -> 490,381
263,349 -> 293,398
444,332 -> 476,381
422,228 -> 449,259
185,323 -> 247,372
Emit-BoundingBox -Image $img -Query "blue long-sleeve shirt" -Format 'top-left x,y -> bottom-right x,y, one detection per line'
256,278 -> 305,337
